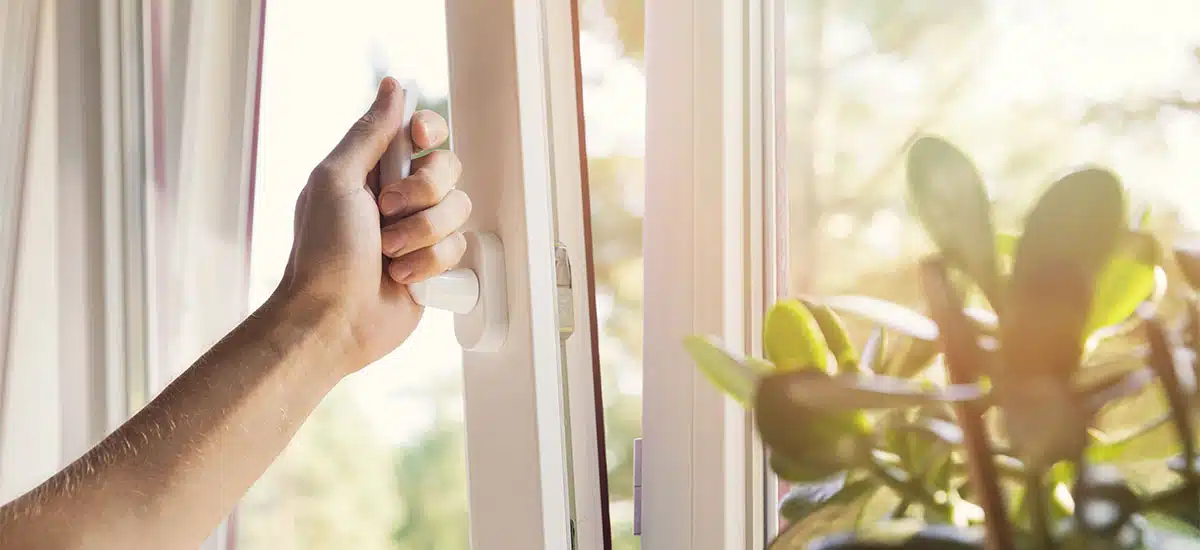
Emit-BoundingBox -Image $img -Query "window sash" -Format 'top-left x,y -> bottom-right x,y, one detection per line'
642,0 -> 775,547
446,0 -> 608,547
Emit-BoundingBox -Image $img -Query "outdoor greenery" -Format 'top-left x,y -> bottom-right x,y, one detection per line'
688,135 -> 1200,548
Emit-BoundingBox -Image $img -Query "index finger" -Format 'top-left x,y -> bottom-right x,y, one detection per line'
412,110 -> 449,152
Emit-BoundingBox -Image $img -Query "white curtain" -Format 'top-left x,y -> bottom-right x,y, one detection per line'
0,0 -> 49,502
0,8 -> 265,550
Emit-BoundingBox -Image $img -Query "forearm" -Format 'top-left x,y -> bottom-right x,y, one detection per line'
0,292 -> 351,550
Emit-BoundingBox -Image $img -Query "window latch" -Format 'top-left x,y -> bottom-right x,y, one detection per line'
633,437 -> 643,536
554,243 -> 575,341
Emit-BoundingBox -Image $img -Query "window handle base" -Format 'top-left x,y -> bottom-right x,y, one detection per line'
409,231 -> 509,352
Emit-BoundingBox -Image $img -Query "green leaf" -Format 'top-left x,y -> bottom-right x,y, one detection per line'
770,454 -> 848,485
1135,512 -> 1200,548
820,295 -> 939,342
860,328 -> 887,374
996,232 -> 1019,259
1086,414 -> 1173,463
1166,454 -> 1200,477
683,335 -> 767,406
906,136 -> 1001,307
883,337 -> 940,378
768,477 -> 878,548
893,416 -> 960,488
895,416 -> 964,447
1177,241 -> 1200,291
1143,485 -> 1200,528
765,299 -> 831,373
1002,167 -> 1126,382
756,371 -> 988,412
1085,232 -> 1160,340
801,523 -> 987,550
1081,367 -> 1154,412
779,472 -> 877,522
803,299 -> 860,373
755,373 -> 870,481
1132,202 -> 1153,231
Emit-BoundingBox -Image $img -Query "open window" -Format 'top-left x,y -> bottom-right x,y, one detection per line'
639,0 -> 1200,547
1,1 -> 611,550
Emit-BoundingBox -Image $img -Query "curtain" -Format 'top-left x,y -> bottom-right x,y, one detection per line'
0,11 -> 266,550
0,0 -> 46,502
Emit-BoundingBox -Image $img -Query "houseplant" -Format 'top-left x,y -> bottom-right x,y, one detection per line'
686,136 -> 1200,549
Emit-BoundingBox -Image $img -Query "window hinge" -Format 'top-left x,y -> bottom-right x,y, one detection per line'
633,437 -> 643,536
554,243 -> 575,341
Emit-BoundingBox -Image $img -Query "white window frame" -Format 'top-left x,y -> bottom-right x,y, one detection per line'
446,0 -> 608,549
642,0 -> 782,547
541,0 -> 611,548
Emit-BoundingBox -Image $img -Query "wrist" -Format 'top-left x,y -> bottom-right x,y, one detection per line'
261,287 -> 363,380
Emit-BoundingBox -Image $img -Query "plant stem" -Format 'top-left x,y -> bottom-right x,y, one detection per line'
920,260 -> 1014,550
1146,318 -> 1199,496
1025,470 -> 1053,550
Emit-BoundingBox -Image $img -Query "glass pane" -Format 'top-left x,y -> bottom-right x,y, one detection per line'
782,0 -> 1200,538
578,1 -> 645,548
238,2 -> 467,549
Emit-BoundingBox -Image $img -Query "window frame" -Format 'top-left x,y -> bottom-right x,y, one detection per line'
642,0 -> 781,547
541,0 -> 613,548
445,0 -> 611,548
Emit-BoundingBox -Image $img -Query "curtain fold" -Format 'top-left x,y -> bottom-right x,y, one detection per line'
0,4 -> 266,531
0,0 -> 45,501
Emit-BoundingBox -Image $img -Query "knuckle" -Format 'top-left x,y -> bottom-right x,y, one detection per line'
425,148 -> 452,165
309,161 -> 341,184
439,233 -> 468,266
444,190 -> 471,216
355,111 -> 382,131
453,189 -> 472,213
447,151 -> 463,179
407,170 -> 440,199
411,211 -> 439,242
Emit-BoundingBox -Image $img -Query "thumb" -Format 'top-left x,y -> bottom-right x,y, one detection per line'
320,77 -> 406,187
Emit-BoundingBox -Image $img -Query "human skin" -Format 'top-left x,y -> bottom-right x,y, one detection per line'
0,77 -> 469,550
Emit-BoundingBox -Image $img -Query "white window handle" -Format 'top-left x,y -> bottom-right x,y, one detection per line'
379,81 -> 508,352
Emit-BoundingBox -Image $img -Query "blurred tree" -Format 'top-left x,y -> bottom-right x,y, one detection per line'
238,389 -> 401,550
391,417 -> 470,550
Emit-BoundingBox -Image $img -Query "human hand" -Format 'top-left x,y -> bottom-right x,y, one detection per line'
278,77 -> 469,372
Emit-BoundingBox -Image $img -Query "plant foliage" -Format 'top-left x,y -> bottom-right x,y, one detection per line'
685,136 -> 1195,549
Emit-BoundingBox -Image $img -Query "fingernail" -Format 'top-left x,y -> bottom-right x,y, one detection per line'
379,192 -> 404,216
371,78 -> 397,111
377,77 -> 396,99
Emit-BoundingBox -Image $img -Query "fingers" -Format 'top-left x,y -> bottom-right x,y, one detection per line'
388,232 -> 468,285
378,149 -> 462,218
317,78 -> 406,188
412,110 -> 449,152
381,189 -> 472,258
